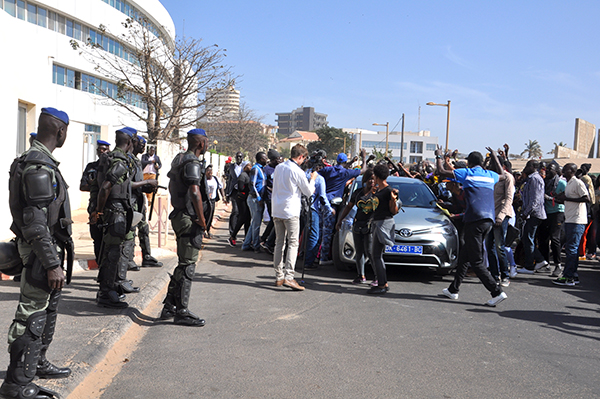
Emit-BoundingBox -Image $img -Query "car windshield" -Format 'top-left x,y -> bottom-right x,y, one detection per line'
388,181 -> 437,207
351,177 -> 437,208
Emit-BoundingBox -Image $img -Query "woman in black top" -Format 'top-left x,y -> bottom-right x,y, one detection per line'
367,163 -> 400,295
336,169 -> 377,285
230,163 -> 252,243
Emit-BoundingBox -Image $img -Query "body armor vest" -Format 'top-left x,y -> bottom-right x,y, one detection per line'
9,149 -> 72,243
97,150 -> 133,208
168,152 -> 206,217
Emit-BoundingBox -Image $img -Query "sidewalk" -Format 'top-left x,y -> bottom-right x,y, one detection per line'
0,202 -> 230,398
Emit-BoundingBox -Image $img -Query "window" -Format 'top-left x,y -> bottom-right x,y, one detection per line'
426,143 -> 437,151
66,69 -> 75,88
85,124 -> 101,133
66,19 -> 73,37
57,14 -> 65,34
409,156 -> 422,163
53,64 -> 65,86
74,22 -> 82,41
26,3 -> 35,23
5,0 -> 16,17
410,141 -> 423,154
47,11 -> 56,30
16,0 -> 24,20
37,6 -> 46,27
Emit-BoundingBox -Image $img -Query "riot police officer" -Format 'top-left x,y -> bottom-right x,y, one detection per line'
129,135 -> 162,269
159,129 -> 210,326
0,108 -> 73,399
91,127 -> 140,308
80,139 -> 111,264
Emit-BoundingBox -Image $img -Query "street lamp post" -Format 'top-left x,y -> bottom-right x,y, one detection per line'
372,122 -> 389,154
426,100 -> 451,152
400,113 -> 405,162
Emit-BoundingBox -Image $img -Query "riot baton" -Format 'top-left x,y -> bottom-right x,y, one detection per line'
148,171 -> 159,221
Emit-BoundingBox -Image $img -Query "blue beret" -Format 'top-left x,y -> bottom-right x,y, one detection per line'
337,153 -> 348,163
41,107 -> 69,125
97,140 -> 111,146
188,129 -> 207,137
30,132 -> 37,137
137,136 -> 147,144
116,127 -> 135,137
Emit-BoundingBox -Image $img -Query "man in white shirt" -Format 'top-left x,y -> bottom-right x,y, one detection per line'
271,144 -> 317,290
553,163 -> 589,286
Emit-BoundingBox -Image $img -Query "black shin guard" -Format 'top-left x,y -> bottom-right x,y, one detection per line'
7,311 -> 46,386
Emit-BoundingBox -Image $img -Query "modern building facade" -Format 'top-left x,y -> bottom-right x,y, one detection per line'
344,128 -> 438,164
204,85 -> 240,121
276,106 -> 328,136
0,0 -> 176,239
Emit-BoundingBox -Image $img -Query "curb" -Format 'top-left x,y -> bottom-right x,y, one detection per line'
47,254 -> 179,398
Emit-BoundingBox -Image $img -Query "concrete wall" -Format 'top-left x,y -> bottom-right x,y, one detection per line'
574,118 -> 596,158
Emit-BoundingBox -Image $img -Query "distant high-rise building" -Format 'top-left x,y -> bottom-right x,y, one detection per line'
204,86 -> 240,120
276,107 -> 328,135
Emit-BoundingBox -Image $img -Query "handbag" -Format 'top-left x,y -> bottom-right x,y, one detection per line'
505,223 -> 520,247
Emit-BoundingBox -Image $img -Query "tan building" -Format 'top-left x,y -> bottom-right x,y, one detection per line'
277,130 -> 319,152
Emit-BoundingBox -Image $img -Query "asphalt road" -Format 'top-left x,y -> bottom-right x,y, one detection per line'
99,219 -> 600,399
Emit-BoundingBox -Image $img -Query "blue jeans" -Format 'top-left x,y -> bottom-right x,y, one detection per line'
242,197 -> 263,250
522,216 -> 545,269
320,211 -> 336,262
486,216 -> 510,279
563,223 -> 586,278
304,209 -> 320,266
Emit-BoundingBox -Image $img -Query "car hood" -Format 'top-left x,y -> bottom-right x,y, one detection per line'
392,207 -> 449,231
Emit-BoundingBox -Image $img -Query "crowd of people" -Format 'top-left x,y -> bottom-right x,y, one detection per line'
1,106 -> 596,398
220,141 -> 597,304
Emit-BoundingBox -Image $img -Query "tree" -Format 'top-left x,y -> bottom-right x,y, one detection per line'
547,141 -> 569,155
307,126 -> 349,157
521,140 -> 543,159
202,103 -> 269,156
71,16 -> 234,143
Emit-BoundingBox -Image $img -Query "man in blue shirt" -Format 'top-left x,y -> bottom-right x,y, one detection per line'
242,152 -> 267,252
436,147 -> 507,307
317,149 -> 367,264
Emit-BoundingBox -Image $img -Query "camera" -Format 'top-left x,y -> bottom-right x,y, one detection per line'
307,150 -> 326,171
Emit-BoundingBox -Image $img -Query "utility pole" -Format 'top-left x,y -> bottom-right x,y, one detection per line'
400,113 -> 405,162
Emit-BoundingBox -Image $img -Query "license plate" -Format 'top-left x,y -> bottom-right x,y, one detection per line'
385,245 -> 423,255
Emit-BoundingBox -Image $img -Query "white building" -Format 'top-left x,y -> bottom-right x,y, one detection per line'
0,0 -> 176,240
204,86 -> 240,120
344,128 -> 439,164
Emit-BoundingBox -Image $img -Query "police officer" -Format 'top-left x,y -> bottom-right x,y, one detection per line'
91,127 -> 140,308
80,139 -> 111,264
1,108 -> 73,399
129,135 -> 162,269
159,129 -> 209,326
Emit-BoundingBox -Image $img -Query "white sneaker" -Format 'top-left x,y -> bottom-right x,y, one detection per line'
500,278 -> 510,287
550,264 -> 563,277
486,292 -> 508,307
509,265 -> 518,278
442,288 -> 458,300
516,267 -> 535,275
534,260 -> 549,271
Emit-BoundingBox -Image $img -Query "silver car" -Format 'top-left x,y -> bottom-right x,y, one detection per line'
332,176 -> 459,274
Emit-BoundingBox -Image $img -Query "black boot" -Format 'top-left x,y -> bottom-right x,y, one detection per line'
159,294 -> 176,320
174,309 -> 205,327
117,280 -> 140,294
96,290 -> 128,309
142,255 -> 163,268
36,357 -> 71,379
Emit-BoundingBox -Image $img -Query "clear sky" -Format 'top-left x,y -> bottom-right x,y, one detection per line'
159,0 -> 600,156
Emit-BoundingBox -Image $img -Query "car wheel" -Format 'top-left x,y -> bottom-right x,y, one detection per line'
332,231 -> 354,271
